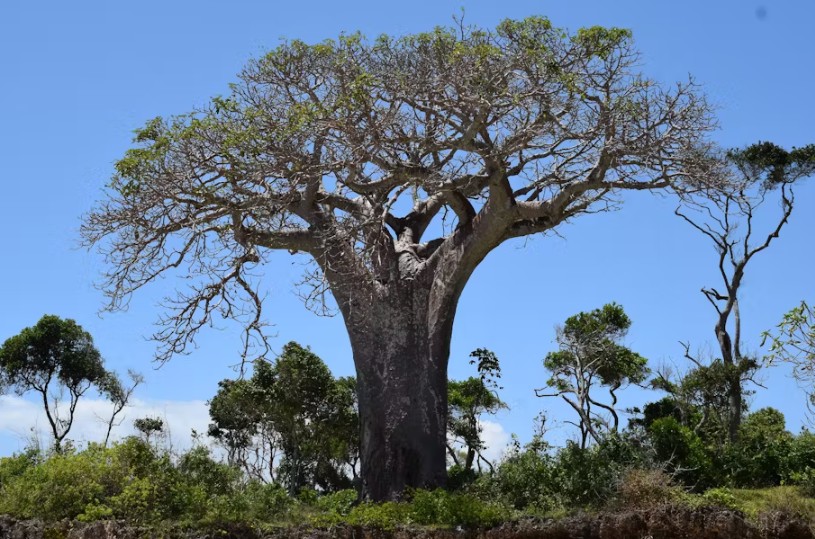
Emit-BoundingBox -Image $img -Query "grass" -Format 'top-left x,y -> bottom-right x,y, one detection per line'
692,485 -> 815,523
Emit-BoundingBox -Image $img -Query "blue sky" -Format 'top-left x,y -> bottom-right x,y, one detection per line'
1,0 -> 813,455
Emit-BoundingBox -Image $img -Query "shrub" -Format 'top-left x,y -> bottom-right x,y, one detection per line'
0,449 -> 40,488
177,445 -> 242,497
701,487 -> 741,511
316,489 -> 358,516
648,417 -> 714,489
480,438 -> 559,512
407,489 -> 507,528
615,468 -> 678,509
789,467 -> 815,497
447,464 -> 478,491
783,429 -> 815,484
723,408 -> 792,488
344,501 -> 410,529
240,481 -> 294,522
0,446 -> 113,520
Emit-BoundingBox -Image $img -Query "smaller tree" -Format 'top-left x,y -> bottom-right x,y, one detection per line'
447,349 -> 507,474
763,300 -> 815,411
98,369 -> 144,447
133,416 -> 165,446
208,377 -> 276,482
650,352 -> 754,447
0,315 -> 111,452
676,141 -> 815,441
208,342 -> 359,493
537,303 -> 649,448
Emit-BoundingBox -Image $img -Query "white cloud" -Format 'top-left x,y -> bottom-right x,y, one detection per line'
0,395 -> 211,453
446,419 -> 511,466
479,420 -> 510,462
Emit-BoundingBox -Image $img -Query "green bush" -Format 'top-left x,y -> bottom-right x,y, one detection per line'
0,446 -> 115,520
478,438 -> 558,512
243,481 -> 294,521
0,438 -> 259,525
344,501 -> 410,529
177,445 -> 243,496
788,467 -> 815,497
407,489 -> 507,528
701,487 -> 741,511
316,488 -> 358,516
648,417 -> 714,489
723,408 -> 792,488
0,449 -> 40,488
783,429 -> 815,484
447,464 -> 478,491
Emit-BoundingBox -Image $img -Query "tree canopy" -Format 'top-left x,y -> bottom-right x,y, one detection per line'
0,315 -> 110,451
208,342 -> 358,493
538,303 -> 648,447
82,16 -> 715,363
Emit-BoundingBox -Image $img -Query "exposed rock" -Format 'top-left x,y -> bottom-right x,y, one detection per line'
0,507 -> 811,539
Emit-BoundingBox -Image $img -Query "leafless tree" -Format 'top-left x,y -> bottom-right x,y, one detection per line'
676,142 -> 815,441
82,18 -> 717,499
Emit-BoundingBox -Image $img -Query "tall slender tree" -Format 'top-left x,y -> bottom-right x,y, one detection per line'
83,17 -> 716,499
676,142 -> 815,441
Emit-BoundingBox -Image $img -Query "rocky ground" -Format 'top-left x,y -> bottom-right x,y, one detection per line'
0,506 -> 812,539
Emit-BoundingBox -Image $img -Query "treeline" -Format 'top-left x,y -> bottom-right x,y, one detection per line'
2,294 -> 815,528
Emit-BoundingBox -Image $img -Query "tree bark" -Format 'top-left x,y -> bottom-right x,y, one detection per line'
337,279 -> 455,501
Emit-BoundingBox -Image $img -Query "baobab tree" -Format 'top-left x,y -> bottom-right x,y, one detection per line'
83,17 -> 716,500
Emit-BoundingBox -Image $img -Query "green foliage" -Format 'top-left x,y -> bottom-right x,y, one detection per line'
542,303 -> 649,445
316,489 -> 357,516
208,342 -> 358,493
448,349 -> 507,473
478,437 -> 558,512
784,430 -> 815,485
727,142 -> 815,187
649,358 -> 756,448
340,501 -> 409,529
0,315 -> 111,451
723,408 -> 792,488
648,417 -> 714,489
477,432 -> 649,512
553,436 -> 643,508
242,481 -> 293,522
701,487 -> 741,511
134,417 -> 164,439
0,448 -> 40,487
764,300 -> 815,404
573,26 -> 633,59
0,315 -> 107,395
313,490 -> 507,530
406,489 -> 508,528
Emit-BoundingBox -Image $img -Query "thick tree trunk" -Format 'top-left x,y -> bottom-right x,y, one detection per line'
340,281 -> 454,501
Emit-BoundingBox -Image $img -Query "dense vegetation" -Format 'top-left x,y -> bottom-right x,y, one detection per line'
2,414 -> 815,530
3,327 -> 815,530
